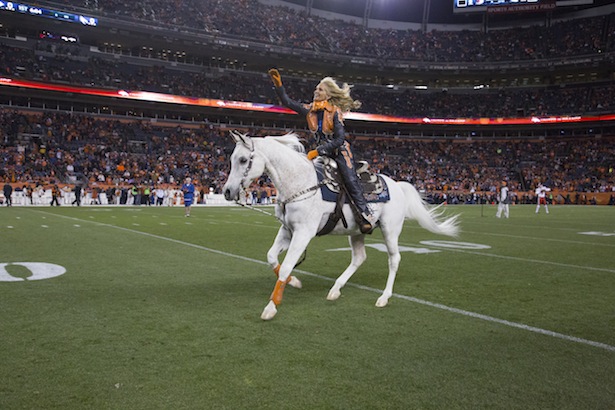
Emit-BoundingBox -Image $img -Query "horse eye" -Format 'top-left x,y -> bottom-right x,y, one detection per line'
239,157 -> 248,164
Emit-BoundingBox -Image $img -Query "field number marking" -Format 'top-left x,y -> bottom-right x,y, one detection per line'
0,262 -> 66,282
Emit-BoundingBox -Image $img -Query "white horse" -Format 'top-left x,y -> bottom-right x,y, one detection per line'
223,132 -> 459,320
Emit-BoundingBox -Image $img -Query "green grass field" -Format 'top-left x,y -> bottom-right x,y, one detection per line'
1,204 -> 614,409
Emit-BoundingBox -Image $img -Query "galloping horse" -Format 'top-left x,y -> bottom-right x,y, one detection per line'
223,132 -> 459,320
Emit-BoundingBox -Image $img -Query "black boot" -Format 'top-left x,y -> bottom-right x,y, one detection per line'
359,212 -> 376,234
337,157 -> 374,233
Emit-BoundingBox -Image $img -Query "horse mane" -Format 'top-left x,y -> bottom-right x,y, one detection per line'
265,132 -> 306,154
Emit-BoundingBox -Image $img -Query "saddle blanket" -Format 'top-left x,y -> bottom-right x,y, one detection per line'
315,161 -> 390,204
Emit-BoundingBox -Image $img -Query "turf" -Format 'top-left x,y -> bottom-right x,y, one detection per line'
0,204 -> 613,409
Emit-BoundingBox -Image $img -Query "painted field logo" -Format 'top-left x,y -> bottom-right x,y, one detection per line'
0,263 -> 66,282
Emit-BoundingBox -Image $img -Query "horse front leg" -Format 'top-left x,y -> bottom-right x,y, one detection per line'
267,226 -> 302,289
327,234 -> 367,301
261,231 -> 313,320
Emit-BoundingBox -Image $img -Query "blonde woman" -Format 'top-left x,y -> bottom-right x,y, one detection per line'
268,69 -> 374,233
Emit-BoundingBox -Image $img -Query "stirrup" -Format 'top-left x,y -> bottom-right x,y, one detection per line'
359,213 -> 376,234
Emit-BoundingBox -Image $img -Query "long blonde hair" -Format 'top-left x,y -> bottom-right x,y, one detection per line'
318,77 -> 361,113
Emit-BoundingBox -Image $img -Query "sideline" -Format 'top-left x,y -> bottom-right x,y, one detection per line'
34,209 -> 615,353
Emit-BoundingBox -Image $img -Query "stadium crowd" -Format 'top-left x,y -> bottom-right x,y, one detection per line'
1,108 -> 613,206
1,42 -> 614,119
1,2 -> 614,205
49,0 -> 615,62
2,0 -> 615,119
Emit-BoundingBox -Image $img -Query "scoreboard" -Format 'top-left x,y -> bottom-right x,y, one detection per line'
0,1 -> 98,26
454,0 -> 594,13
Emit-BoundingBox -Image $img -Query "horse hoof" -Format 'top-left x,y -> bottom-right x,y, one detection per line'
375,297 -> 389,308
288,276 -> 302,289
327,289 -> 341,301
261,301 -> 277,320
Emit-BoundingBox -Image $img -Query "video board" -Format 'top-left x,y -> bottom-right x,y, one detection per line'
454,0 -> 593,13
0,1 -> 98,26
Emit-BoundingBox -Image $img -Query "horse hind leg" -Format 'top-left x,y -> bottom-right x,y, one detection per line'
267,226 -> 302,289
375,227 -> 401,308
327,234 -> 367,301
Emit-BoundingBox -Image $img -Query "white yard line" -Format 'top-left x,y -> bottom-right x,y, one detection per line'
35,210 -> 615,353
388,239 -> 615,274
457,230 -> 615,247
462,220 -> 605,232
449,249 -> 615,273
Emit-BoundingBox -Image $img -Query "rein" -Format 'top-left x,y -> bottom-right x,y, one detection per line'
276,180 -> 328,207
277,165 -> 334,207
235,200 -> 276,217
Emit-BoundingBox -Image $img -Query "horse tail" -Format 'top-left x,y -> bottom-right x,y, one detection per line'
397,181 -> 460,237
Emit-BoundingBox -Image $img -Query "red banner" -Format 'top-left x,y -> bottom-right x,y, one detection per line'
2,77 -> 614,126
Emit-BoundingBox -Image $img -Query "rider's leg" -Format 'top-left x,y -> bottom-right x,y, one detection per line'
335,143 -> 374,233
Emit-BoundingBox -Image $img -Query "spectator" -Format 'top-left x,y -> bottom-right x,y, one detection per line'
3,181 -> 12,206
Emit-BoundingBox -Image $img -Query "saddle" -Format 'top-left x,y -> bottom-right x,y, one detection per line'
314,158 -> 388,236
318,157 -> 385,199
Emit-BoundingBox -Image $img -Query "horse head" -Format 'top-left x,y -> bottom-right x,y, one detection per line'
223,131 -> 266,201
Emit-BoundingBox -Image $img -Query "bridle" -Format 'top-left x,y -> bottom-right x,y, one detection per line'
238,137 -> 256,191
232,134 -> 333,209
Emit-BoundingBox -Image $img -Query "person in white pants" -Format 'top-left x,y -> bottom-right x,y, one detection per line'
496,181 -> 509,218
535,183 -> 551,214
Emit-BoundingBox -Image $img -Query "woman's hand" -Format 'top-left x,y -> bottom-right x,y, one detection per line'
268,69 -> 282,87
307,150 -> 319,160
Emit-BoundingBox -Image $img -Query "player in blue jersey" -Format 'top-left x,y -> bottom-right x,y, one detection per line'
181,177 -> 195,217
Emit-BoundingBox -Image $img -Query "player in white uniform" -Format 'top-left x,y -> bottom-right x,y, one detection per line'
496,181 -> 509,218
535,183 -> 551,214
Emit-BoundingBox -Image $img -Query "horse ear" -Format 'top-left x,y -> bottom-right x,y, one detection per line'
229,130 -> 249,146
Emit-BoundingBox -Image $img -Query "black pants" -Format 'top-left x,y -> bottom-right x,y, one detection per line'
334,141 -> 369,215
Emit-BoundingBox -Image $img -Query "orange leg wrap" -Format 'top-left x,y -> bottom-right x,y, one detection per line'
270,279 -> 286,306
273,265 -> 292,284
